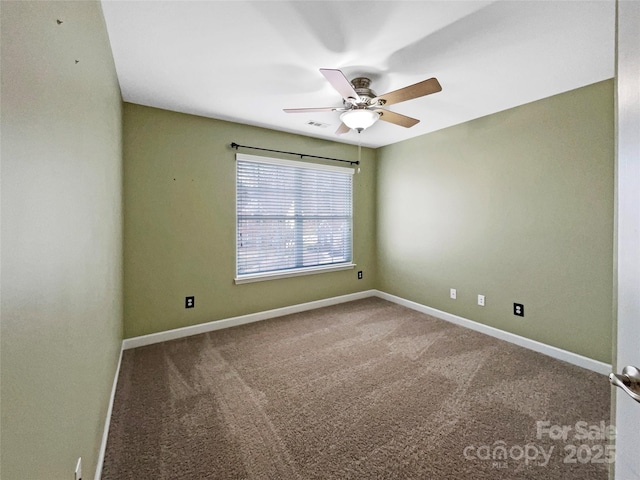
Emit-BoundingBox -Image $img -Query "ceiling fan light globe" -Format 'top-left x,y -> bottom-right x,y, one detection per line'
340,109 -> 379,131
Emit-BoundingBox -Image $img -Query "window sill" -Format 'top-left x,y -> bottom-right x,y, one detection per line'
235,263 -> 356,285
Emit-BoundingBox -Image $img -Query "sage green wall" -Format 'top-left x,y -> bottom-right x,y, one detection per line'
123,103 -> 376,338
1,2 -> 123,479
377,80 -> 614,364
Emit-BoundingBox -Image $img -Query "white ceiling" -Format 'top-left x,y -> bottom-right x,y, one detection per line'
101,0 -> 615,149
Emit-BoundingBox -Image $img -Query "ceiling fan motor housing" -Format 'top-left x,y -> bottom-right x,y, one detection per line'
350,77 -> 378,105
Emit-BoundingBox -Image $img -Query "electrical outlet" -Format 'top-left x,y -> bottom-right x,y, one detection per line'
450,288 -> 457,300
185,296 -> 195,309
478,294 -> 485,306
357,271 -> 363,280
75,457 -> 82,480
514,303 -> 524,317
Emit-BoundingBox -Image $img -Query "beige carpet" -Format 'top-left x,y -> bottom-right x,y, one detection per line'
102,297 -> 611,479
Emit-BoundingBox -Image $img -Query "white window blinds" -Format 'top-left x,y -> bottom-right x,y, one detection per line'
236,154 -> 353,280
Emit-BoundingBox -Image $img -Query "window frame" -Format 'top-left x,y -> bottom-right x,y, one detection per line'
234,153 -> 355,284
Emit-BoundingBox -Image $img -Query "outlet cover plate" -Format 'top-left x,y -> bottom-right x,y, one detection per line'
478,294 -> 485,306
450,288 -> 457,299
185,296 -> 195,309
514,303 -> 524,317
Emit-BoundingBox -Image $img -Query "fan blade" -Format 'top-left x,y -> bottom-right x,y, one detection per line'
376,78 -> 442,107
320,68 -> 360,102
375,109 -> 420,128
283,107 -> 339,113
335,122 -> 350,135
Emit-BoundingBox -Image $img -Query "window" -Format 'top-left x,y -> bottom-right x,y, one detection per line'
236,153 -> 354,283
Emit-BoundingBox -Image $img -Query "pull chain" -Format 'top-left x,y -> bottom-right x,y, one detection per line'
357,133 -> 362,174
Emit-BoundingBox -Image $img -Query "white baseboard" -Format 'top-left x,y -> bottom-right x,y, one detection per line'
94,344 -> 123,480
374,290 -> 611,375
122,290 -> 378,350
120,288 -> 610,375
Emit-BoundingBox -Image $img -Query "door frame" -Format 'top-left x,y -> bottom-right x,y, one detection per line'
612,0 -> 640,479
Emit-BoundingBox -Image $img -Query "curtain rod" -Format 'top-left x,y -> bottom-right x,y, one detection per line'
230,142 -> 359,166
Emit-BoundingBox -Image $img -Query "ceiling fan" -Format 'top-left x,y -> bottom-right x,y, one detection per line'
284,68 -> 442,135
